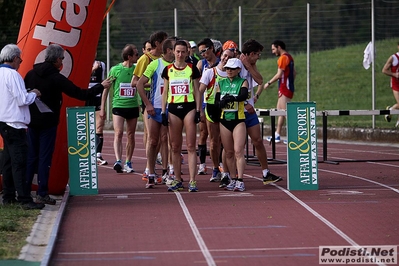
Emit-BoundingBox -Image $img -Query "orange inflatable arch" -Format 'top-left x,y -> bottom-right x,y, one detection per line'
17,0 -> 108,195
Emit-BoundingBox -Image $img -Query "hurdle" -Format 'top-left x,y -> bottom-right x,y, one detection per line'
245,109 -> 289,166
321,109 -> 399,164
256,108 -> 399,165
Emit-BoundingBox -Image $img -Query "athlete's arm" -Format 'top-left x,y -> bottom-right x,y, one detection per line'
193,78 -> 201,112
99,84 -> 110,120
240,53 -> 263,85
161,78 -> 169,114
263,68 -> 284,90
136,75 -> 155,116
382,56 -> 398,78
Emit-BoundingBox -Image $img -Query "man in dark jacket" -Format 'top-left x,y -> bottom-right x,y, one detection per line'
24,44 -> 111,205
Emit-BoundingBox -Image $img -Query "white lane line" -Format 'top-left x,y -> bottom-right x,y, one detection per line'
319,169 -> 399,194
247,175 -> 389,265
366,161 -> 399,168
326,155 -> 399,164
271,184 -> 386,266
174,192 -> 216,266
58,246 -> 319,255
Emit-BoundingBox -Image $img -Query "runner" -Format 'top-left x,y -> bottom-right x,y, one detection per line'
219,39 -> 282,187
196,38 -> 220,175
161,40 -> 201,192
130,31 -> 168,180
100,44 -> 140,173
137,38 -> 175,188
199,49 -> 235,183
217,58 -> 248,191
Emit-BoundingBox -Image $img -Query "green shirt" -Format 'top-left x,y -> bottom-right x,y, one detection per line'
219,76 -> 246,121
108,63 -> 139,108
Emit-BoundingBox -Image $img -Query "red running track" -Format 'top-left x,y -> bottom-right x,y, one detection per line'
50,131 -> 399,266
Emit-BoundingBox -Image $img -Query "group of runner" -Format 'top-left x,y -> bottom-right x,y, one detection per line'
101,31 -> 296,192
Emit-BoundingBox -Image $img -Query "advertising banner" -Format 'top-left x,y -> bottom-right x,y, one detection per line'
16,0 -> 108,194
287,102 -> 318,190
67,107 -> 98,195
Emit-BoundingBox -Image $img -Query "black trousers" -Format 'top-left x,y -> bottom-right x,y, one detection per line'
0,122 -> 32,203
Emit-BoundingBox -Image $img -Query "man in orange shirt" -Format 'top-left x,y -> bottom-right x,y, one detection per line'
263,40 -> 296,144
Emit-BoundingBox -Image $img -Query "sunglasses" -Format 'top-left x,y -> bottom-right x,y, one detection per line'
225,67 -> 239,71
199,47 -> 210,54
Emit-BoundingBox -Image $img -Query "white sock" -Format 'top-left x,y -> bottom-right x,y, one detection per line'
262,169 -> 269,177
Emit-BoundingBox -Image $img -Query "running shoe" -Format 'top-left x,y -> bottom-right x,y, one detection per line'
113,160 -> 123,173
209,168 -> 222,182
266,135 -> 281,143
146,176 -> 155,189
263,172 -> 283,185
155,174 -> 163,185
181,153 -> 185,164
188,181 -> 199,192
225,179 -> 237,191
124,161 -> 134,173
169,171 -> 184,182
234,180 -> 246,192
96,154 -> 108,165
156,153 -> 162,165
396,120 -> 399,128
161,172 -> 169,184
167,180 -> 184,191
218,163 -> 224,174
385,106 -> 392,122
283,139 -> 288,145
142,170 -> 149,181
198,163 -> 207,175
165,174 -> 176,187
219,173 -> 231,188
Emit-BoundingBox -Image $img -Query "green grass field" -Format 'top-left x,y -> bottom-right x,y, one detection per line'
0,204 -> 40,260
255,38 -> 399,128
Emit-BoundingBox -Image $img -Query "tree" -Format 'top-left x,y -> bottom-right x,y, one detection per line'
0,0 -> 26,48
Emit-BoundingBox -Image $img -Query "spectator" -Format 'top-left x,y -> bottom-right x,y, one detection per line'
0,44 -> 43,209
24,44 -> 111,205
